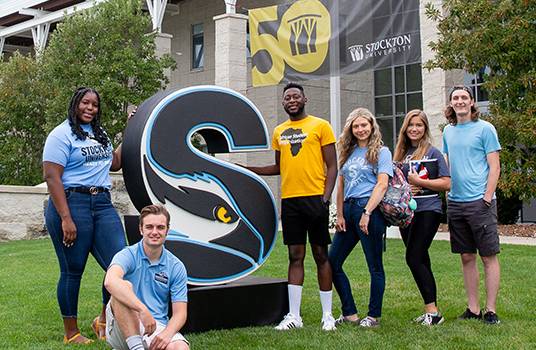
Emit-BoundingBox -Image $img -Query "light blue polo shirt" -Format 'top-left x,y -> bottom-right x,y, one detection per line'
443,119 -> 501,202
109,240 -> 188,324
43,119 -> 113,189
341,146 -> 393,200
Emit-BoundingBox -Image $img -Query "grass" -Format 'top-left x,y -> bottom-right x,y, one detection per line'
1,237 -> 535,349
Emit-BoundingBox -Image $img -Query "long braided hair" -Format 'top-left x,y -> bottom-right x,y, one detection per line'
67,87 -> 109,148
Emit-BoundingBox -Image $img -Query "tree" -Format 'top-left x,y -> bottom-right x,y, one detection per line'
0,53 -> 50,185
0,0 -> 176,185
425,0 -> 536,203
41,0 -> 176,142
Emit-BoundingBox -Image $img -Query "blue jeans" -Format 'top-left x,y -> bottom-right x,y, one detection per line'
328,197 -> 386,318
45,190 -> 126,318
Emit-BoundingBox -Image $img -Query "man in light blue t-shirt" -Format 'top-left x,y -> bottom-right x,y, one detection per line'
104,205 -> 189,350
443,86 -> 501,325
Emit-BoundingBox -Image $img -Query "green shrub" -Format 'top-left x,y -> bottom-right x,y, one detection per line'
0,0 -> 176,185
426,0 -> 536,201
0,53 -> 49,185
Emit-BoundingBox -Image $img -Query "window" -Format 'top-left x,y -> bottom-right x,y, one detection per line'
240,9 -> 251,59
374,63 -> 423,150
192,23 -> 204,69
369,0 -> 422,149
464,67 -> 490,113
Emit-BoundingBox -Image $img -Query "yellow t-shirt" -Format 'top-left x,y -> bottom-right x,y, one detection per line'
272,115 -> 336,199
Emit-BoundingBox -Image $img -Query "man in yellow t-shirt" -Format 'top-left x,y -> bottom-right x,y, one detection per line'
247,83 -> 338,331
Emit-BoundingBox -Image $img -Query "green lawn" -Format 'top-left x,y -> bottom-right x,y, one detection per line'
1,237 -> 535,349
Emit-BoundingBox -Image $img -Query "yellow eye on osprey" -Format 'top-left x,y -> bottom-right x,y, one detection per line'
215,206 -> 232,223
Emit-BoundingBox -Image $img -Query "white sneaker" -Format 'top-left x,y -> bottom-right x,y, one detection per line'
359,316 -> 380,328
321,314 -> 337,331
420,312 -> 445,326
274,313 -> 303,330
413,313 -> 427,323
335,314 -> 360,325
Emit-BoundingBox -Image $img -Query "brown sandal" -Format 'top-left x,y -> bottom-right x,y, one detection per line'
91,317 -> 107,340
63,332 -> 93,344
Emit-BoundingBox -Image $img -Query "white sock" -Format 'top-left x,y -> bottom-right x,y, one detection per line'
288,284 -> 303,318
319,290 -> 333,316
126,335 -> 144,350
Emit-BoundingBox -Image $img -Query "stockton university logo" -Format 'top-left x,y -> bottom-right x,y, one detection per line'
250,0 -> 331,86
122,86 -> 278,285
348,34 -> 412,62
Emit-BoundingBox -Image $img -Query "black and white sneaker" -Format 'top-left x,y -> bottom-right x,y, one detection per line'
420,312 -> 445,326
458,308 -> 482,320
483,310 -> 501,325
274,313 -> 303,330
335,315 -> 360,325
359,316 -> 380,328
413,313 -> 427,323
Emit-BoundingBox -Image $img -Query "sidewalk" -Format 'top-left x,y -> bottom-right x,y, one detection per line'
386,226 -> 536,246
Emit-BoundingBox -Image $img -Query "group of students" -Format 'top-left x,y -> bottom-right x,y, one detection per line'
42,82 -> 501,348
247,82 -> 502,331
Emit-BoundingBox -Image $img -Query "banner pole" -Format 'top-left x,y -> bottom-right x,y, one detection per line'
329,0 -> 341,204
329,0 -> 341,138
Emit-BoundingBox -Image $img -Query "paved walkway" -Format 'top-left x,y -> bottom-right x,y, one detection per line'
386,226 -> 536,246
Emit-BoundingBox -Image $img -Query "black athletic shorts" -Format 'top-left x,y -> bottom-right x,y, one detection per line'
281,195 -> 331,246
447,199 -> 500,256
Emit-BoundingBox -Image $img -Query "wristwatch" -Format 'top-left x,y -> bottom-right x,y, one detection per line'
363,208 -> 372,216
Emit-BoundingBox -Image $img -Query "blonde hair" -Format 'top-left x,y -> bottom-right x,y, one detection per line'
393,109 -> 432,162
338,108 -> 383,168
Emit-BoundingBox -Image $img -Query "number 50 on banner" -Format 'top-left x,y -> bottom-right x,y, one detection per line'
249,0 -> 331,87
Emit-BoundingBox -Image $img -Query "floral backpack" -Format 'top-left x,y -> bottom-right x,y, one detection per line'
379,162 -> 415,228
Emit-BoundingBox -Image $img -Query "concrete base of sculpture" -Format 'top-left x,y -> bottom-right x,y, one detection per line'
183,275 -> 288,333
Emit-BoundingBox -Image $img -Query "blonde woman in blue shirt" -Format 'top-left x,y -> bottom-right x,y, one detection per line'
329,108 -> 393,327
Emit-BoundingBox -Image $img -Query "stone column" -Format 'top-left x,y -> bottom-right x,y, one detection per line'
213,13 -> 248,94
213,13 -> 249,165
419,0 -> 463,148
154,32 -> 173,80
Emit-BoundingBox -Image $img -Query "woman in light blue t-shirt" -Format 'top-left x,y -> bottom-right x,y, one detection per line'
43,87 -> 130,344
328,108 -> 393,328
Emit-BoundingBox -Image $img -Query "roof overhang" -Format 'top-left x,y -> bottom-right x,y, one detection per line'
0,0 -> 232,54
0,0 -> 103,38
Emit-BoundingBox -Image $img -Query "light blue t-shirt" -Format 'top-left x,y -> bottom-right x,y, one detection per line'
341,146 -> 393,200
109,240 -> 188,325
443,119 -> 501,202
42,120 -> 113,189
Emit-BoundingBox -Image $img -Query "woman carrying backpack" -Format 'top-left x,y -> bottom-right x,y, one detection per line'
393,109 -> 450,325
328,108 -> 393,327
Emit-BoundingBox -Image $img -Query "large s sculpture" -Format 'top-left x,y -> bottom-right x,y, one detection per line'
122,86 -> 278,286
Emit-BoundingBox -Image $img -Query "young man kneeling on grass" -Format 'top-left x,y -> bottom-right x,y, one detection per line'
104,205 -> 189,350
